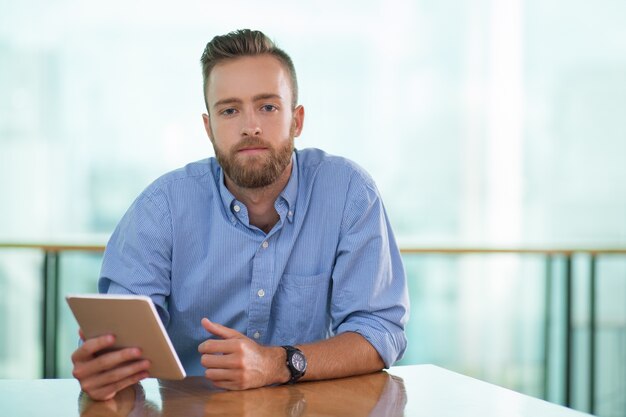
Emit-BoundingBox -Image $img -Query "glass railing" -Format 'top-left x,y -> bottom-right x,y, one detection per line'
0,243 -> 624,417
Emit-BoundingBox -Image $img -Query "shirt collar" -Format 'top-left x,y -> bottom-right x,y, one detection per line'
218,167 -> 237,217
217,151 -> 299,222
279,152 -> 298,216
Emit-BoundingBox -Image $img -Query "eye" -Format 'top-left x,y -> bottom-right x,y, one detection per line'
220,108 -> 237,116
260,104 -> 277,112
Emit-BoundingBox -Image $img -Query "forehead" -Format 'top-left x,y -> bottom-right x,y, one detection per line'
207,55 -> 293,106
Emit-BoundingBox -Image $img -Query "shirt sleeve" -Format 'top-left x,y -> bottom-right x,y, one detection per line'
331,171 -> 410,367
98,188 -> 173,325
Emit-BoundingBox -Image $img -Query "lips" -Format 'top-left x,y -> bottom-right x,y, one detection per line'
237,147 -> 268,153
238,146 -> 267,151
234,138 -> 271,155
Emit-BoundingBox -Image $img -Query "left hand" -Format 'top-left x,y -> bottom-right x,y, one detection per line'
198,318 -> 289,390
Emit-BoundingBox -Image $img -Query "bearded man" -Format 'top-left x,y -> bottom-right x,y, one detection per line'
71,29 -> 409,401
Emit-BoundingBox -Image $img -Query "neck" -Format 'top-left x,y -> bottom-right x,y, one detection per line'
225,161 -> 293,233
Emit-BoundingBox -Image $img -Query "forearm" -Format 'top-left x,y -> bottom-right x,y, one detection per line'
296,332 -> 384,382
199,320 -> 387,389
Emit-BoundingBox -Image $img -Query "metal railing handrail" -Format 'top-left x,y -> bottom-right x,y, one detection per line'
2,242 -> 626,254
0,243 -> 106,252
400,246 -> 626,254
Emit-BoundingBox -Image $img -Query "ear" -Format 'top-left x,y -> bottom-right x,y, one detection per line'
202,113 -> 214,143
292,105 -> 305,138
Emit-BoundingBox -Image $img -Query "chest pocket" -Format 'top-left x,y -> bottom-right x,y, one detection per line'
272,270 -> 332,344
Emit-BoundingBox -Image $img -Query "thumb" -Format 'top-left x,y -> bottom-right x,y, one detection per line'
201,318 -> 245,340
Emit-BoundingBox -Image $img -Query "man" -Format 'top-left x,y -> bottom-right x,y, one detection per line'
71,29 -> 409,401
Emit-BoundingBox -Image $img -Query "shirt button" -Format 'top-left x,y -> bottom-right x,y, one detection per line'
262,241 -> 269,249
288,210 -> 293,217
253,331 -> 261,339
233,205 -> 241,213
257,289 -> 265,297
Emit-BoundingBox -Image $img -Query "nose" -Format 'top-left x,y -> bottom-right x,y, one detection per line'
240,112 -> 262,137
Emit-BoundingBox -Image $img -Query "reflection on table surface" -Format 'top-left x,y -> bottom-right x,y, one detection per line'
78,371 -> 405,417
2,365 -> 593,417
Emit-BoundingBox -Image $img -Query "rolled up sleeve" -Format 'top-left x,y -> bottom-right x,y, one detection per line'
331,173 -> 410,367
98,188 -> 173,325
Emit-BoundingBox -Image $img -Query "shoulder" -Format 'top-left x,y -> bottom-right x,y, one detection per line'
296,148 -> 376,191
148,158 -> 216,189
135,158 -> 220,211
296,149 -> 382,229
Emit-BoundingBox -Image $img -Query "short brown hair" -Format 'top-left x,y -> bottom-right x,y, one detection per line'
200,29 -> 298,110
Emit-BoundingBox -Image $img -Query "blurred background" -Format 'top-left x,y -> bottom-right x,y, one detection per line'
0,0 -> 625,416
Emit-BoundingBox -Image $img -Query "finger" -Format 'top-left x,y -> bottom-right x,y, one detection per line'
198,338 -> 244,355
204,368 -> 239,382
86,369 -> 149,401
78,329 -> 85,342
200,352 -> 240,369
73,348 -> 143,379
81,359 -> 150,393
72,335 -> 116,363
201,318 -> 243,340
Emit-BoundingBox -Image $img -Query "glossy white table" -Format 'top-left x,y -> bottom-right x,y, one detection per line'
391,365 -> 592,417
1,364 -> 593,416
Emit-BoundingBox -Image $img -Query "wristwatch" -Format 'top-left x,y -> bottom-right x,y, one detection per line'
282,345 -> 307,384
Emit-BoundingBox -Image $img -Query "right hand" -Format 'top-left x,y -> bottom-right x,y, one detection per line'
71,329 -> 151,401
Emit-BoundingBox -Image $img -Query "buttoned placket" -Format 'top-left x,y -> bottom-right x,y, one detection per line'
246,233 -> 276,342
244,197 -> 294,343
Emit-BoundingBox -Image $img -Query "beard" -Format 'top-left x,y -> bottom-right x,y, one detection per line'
213,128 -> 295,189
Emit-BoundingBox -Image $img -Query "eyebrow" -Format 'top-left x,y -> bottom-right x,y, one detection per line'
212,93 -> 284,109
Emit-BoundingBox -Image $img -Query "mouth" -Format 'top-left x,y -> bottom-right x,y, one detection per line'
237,147 -> 268,155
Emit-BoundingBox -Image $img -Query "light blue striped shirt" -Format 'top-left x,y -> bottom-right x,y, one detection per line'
99,148 -> 409,375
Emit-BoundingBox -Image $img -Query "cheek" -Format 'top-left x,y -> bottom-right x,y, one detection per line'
211,121 -> 239,141
268,116 -> 294,135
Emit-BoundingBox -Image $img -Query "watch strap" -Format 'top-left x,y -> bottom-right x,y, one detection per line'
282,345 -> 306,384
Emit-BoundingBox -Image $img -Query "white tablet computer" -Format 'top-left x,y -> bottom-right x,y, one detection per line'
66,294 -> 186,380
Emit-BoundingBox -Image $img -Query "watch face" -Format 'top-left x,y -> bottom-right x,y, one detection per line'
291,352 -> 306,372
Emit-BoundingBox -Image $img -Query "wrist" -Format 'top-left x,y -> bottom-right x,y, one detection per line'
267,346 -> 291,385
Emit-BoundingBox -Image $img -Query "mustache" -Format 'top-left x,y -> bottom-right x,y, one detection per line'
234,138 -> 270,152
